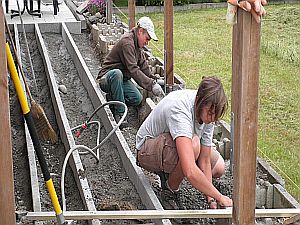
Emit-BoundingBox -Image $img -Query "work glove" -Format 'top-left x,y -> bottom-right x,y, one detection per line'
153,73 -> 161,80
152,82 -> 165,97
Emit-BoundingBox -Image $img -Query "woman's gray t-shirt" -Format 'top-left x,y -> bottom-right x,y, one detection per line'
136,89 -> 214,150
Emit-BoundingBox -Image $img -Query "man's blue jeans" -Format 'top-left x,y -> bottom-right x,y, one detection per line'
99,69 -> 142,114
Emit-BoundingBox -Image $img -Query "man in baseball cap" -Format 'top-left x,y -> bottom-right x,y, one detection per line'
97,16 -> 164,129
137,16 -> 158,41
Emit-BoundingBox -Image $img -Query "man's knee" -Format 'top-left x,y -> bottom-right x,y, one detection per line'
132,91 -> 142,106
108,69 -> 123,82
125,83 -> 143,106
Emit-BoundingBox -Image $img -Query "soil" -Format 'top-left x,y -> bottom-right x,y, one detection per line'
9,26 -> 285,225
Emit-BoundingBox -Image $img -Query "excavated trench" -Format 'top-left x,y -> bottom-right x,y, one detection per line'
9,22 -> 289,225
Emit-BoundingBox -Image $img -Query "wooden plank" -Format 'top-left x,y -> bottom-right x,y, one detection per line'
164,0 -> 174,88
26,208 -> 300,221
76,0 -> 89,14
273,184 -> 300,209
231,8 -> 261,225
0,7 -> 16,225
257,157 -> 285,186
128,0 -> 135,29
283,214 -> 300,225
106,0 -> 112,24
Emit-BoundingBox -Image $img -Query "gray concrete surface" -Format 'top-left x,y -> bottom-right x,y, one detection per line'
3,0 -> 79,26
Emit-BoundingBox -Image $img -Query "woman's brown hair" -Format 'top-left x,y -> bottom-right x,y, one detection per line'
195,76 -> 228,122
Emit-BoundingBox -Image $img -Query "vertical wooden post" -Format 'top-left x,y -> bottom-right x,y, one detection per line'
128,0 -> 135,29
231,9 -> 261,225
164,0 -> 174,88
106,0 -> 112,24
0,6 -> 16,225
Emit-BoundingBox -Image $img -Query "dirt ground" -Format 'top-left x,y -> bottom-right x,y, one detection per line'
9,27 -> 285,225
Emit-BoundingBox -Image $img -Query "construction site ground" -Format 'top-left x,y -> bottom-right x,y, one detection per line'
4,1 -> 300,225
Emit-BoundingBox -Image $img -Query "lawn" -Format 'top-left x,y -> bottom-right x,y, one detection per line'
124,4 -> 300,201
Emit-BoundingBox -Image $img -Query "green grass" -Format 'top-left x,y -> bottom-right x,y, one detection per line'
114,0 -> 128,7
130,4 -> 300,201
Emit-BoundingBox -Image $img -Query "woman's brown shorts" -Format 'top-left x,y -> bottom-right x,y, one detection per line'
137,133 -> 178,174
137,133 -> 221,174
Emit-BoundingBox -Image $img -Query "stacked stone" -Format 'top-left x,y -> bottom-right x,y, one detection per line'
145,51 -> 185,91
90,23 -> 126,54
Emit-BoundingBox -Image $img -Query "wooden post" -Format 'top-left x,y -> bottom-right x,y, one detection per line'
231,9 -> 261,225
164,0 -> 174,88
106,0 -> 112,24
128,0 -> 135,29
0,6 -> 16,225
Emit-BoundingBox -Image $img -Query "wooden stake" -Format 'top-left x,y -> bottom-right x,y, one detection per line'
106,0 -> 112,24
128,0 -> 135,29
0,6 -> 16,225
164,0 -> 174,87
231,9 -> 261,225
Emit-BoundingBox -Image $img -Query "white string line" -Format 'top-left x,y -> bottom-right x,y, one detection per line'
149,41 -> 197,89
258,147 -> 300,193
112,2 -> 128,20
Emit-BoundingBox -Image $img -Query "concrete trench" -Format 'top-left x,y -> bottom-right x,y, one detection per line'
8,17 -> 300,225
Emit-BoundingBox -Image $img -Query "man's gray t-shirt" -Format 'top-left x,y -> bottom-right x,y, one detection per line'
136,89 -> 214,150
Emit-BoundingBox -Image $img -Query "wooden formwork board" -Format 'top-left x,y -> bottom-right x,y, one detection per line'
64,0 -> 87,30
26,208 -> 300,220
11,22 -> 81,35
273,184 -> 300,209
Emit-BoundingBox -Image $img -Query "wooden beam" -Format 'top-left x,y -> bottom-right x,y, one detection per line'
283,214 -> 300,225
164,0 -> 174,88
106,0 -> 112,24
26,208 -> 300,221
0,6 -> 16,225
231,8 -> 261,225
128,0 -> 135,29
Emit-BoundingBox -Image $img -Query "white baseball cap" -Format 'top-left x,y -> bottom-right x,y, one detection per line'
137,16 -> 158,41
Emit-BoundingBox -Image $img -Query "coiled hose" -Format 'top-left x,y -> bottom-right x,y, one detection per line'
61,101 -> 128,211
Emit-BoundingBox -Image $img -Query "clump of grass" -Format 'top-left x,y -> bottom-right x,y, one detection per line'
261,5 -> 300,64
261,39 -> 300,64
